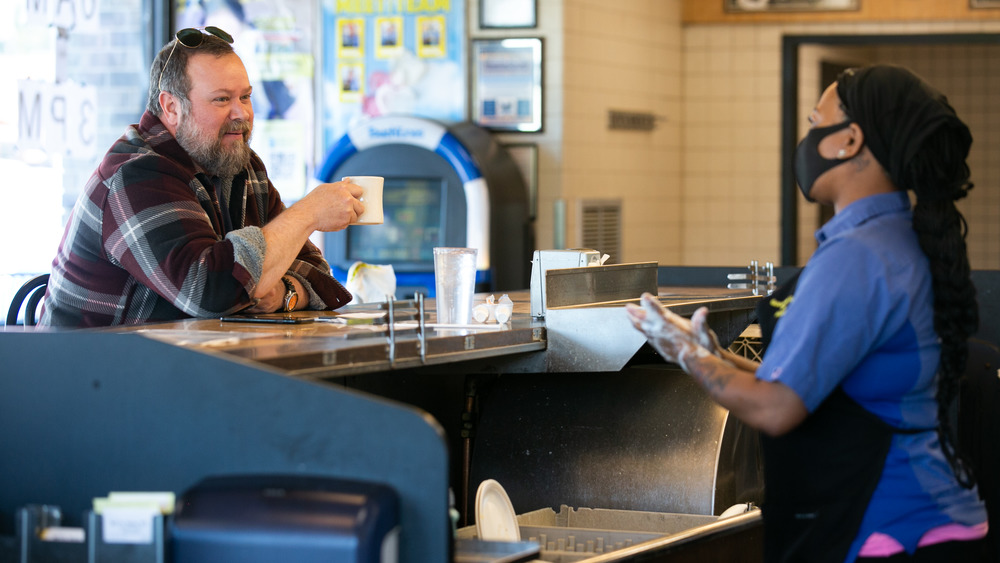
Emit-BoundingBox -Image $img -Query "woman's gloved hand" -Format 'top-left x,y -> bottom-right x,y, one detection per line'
625,292 -> 719,372
690,305 -> 726,357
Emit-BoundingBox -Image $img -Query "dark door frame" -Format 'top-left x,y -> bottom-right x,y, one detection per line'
779,33 -> 1000,265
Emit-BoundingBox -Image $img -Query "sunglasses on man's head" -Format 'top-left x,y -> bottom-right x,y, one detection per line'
157,26 -> 234,93
175,26 -> 233,48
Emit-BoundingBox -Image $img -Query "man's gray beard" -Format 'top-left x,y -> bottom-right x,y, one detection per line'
175,116 -> 253,178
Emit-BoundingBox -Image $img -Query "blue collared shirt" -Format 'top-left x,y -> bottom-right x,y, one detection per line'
757,191 -> 986,561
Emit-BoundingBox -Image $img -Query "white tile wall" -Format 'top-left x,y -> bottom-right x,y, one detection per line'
682,20 -> 1000,268
480,0 -> 1000,270
680,22 -> 789,266
871,43 -> 1000,269
559,0 -> 684,265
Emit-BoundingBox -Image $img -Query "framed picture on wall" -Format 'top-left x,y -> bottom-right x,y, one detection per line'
337,18 -> 365,59
970,0 -> 1000,7
480,0 -> 537,28
471,38 -> 543,132
504,143 -> 538,219
724,0 -> 859,12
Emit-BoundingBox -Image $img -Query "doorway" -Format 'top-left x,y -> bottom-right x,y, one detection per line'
780,34 -> 1000,269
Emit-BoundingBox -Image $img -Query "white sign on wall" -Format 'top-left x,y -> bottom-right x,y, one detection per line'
25,0 -> 101,32
18,79 -> 99,159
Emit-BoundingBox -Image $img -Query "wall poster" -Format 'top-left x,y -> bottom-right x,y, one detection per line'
416,15 -> 447,58
338,62 -> 364,102
375,16 -> 404,59
471,38 -> 542,132
321,0 -> 466,154
337,18 -> 365,58
175,0 -> 318,200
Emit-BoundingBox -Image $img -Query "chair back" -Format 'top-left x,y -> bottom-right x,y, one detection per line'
5,274 -> 49,326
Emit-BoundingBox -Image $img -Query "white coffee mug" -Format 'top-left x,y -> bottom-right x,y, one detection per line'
343,176 -> 384,225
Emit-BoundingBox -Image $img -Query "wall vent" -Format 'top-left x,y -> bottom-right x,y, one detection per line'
580,199 -> 622,264
608,110 -> 658,131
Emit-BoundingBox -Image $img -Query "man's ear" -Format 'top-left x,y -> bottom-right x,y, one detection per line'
159,91 -> 181,130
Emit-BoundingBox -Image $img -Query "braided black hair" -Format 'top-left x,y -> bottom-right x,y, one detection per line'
837,65 -> 979,489
904,128 -> 978,488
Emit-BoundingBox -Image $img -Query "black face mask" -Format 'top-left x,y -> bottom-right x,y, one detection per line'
794,120 -> 854,201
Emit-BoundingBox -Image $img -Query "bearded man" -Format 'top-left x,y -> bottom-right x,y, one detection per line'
40,28 -> 364,327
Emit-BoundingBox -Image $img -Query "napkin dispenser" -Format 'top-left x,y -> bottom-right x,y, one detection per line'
530,249 -> 602,317
170,474 -> 399,563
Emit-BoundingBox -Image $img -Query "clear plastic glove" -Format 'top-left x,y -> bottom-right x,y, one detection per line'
625,293 -> 715,372
690,306 -> 725,357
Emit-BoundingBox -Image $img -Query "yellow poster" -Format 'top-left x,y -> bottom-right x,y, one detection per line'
375,17 -> 404,59
337,18 -> 364,59
416,15 -> 445,58
339,62 -> 364,102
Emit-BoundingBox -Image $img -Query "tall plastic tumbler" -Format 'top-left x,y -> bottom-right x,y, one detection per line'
433,247 -> 478,324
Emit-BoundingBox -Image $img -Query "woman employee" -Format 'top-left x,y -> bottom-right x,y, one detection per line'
627,65 -> 992,562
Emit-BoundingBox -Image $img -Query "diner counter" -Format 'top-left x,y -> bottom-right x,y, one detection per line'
0,285 -> 764,563
103,286 -> 761,379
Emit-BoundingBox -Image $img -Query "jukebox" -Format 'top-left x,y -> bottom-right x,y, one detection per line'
317,115 -> 534,297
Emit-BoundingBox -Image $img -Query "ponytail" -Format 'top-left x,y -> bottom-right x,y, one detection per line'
904,129 -> 978,488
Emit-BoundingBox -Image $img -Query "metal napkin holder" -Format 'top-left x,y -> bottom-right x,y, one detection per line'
531,261 -> 659,318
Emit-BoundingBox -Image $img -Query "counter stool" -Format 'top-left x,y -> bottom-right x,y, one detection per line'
5,273 -> 49,326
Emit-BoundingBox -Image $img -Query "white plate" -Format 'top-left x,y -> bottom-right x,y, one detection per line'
474,479 -> 520,542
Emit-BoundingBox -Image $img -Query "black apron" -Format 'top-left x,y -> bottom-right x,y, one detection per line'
757,273 -> 897,563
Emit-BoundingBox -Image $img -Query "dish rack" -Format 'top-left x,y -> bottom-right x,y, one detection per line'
458,505 -> 722,562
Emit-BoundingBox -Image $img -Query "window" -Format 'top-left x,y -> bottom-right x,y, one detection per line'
0,0 -> 156,313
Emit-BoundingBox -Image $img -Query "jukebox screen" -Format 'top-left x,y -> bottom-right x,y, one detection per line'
346,177 -> 447,266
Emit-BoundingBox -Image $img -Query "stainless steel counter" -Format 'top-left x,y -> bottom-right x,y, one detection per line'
111,287 -> 760,380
